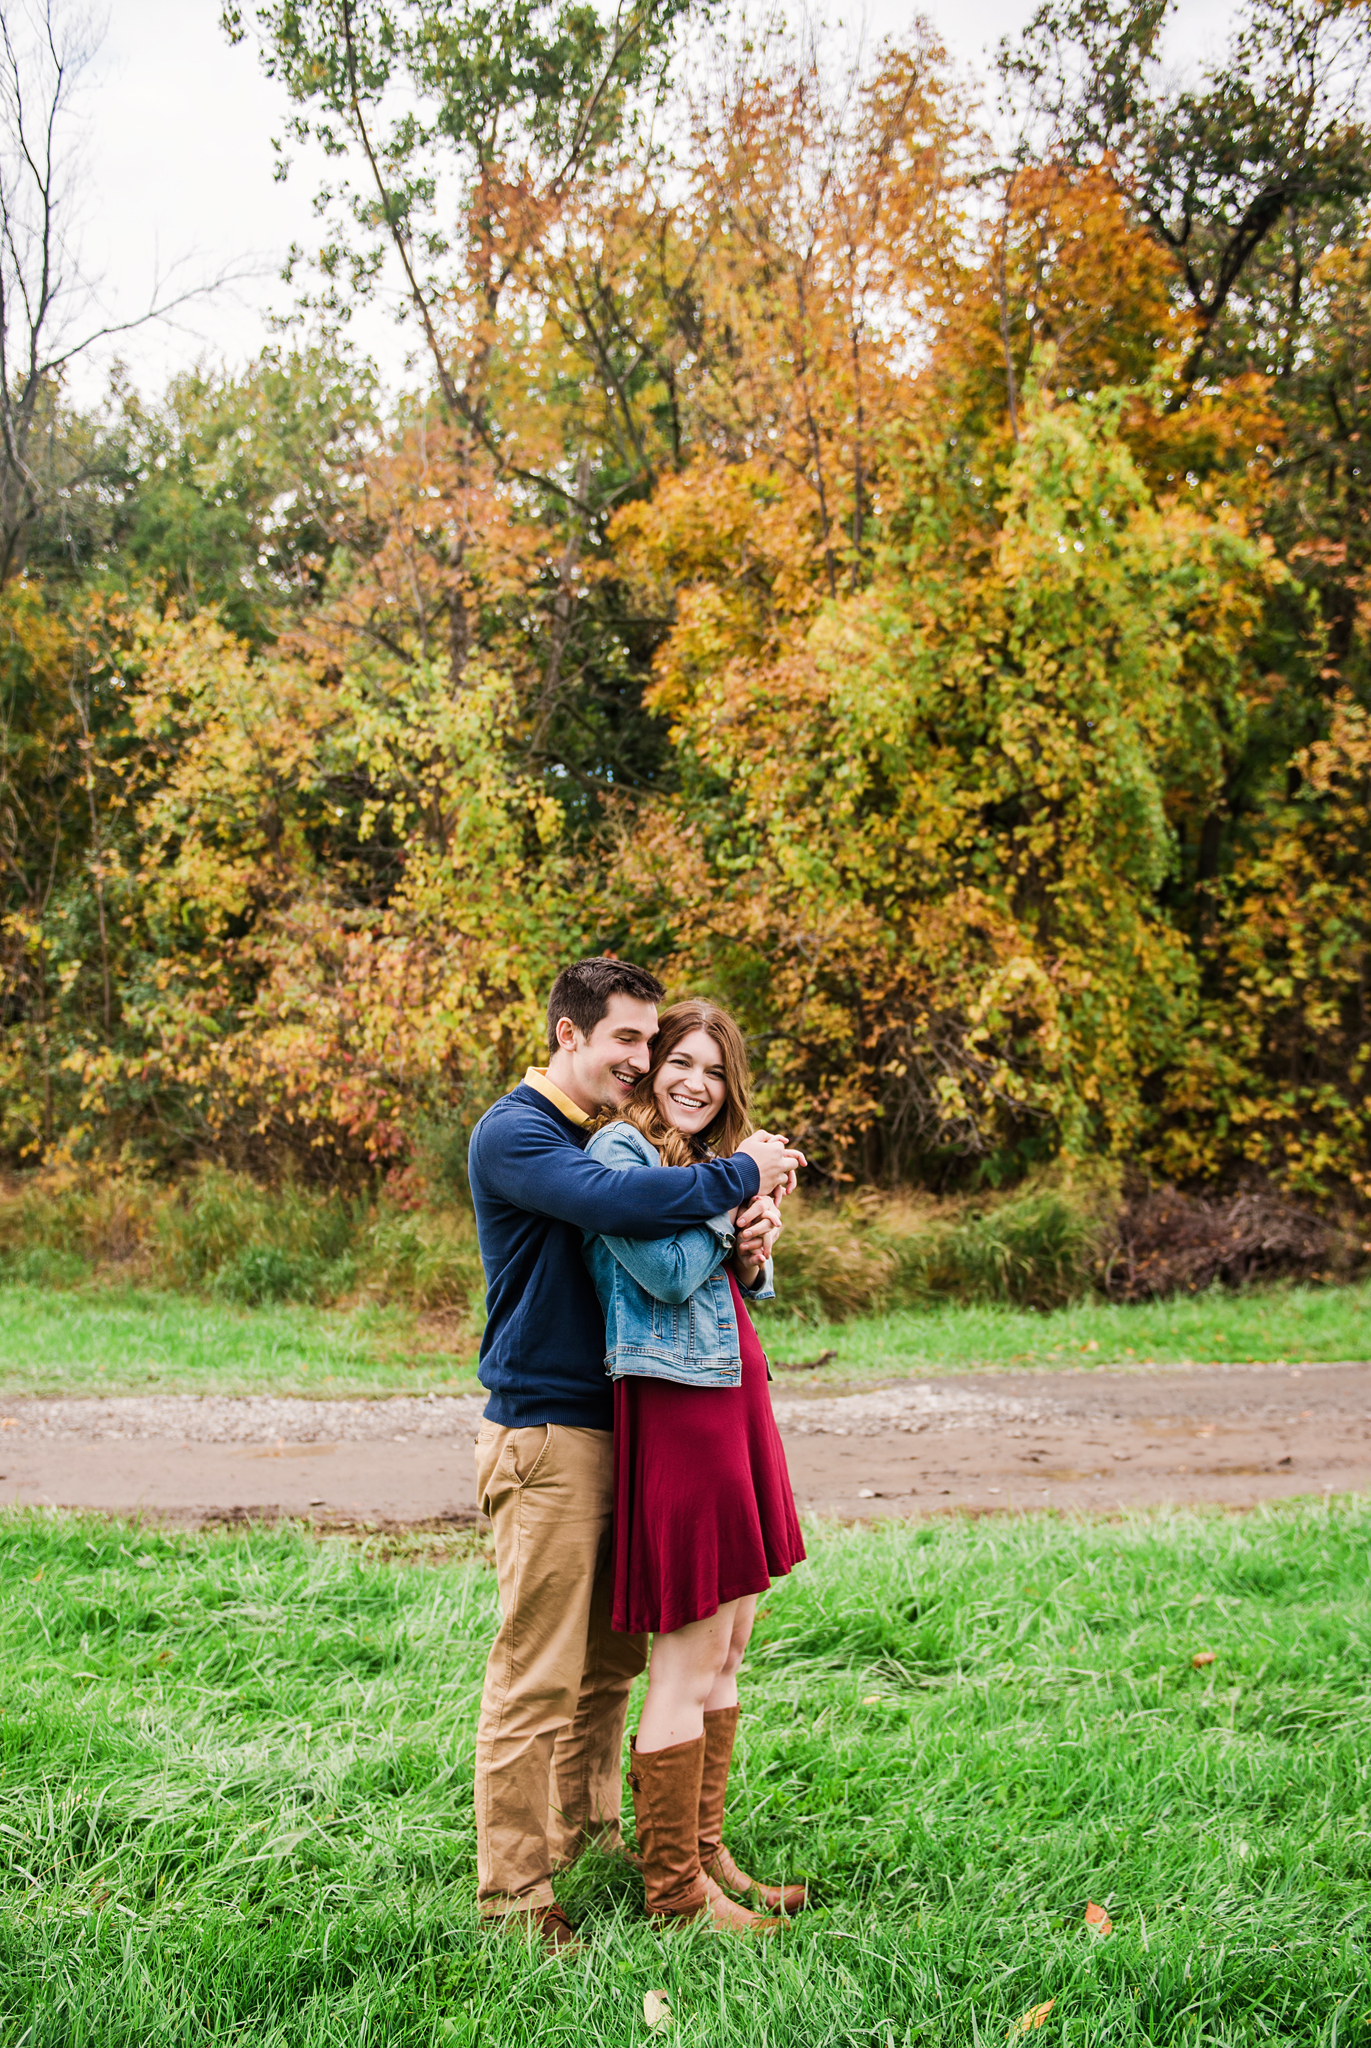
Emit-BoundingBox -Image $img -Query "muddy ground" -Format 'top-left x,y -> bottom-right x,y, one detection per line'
1,1359 -> 1367,1528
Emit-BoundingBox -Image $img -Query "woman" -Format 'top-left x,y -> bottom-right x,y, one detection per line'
582,1000 -> 808,1936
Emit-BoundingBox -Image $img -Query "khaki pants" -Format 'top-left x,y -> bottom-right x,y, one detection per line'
473,1420 -> 648,1914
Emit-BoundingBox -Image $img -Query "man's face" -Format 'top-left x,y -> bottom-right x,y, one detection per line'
558,993 -> 659,1113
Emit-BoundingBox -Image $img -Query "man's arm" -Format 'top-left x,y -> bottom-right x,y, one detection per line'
472,1109 -> 760,1237
590,1124 -> 734,1302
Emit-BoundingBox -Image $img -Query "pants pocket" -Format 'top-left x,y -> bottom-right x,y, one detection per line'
509,1424 -> 552,1488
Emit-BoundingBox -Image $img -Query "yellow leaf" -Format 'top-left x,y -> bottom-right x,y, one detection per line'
1010,1999 -> 1055,2036
644,1989 -> 672,2031
1084,1901 -> 1112,1936
1192,1650 -> 1217,1668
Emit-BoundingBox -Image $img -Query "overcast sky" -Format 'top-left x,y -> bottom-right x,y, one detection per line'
67,0 -> 1243,406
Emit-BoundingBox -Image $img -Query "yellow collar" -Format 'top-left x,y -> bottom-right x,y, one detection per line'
522,1065 -> 591,1128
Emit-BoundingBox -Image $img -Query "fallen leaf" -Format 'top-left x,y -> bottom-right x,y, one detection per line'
862,1695 -> 883,1704
0,1417 -> 18,1428
644,1989 -> 671,2031
1192,1650 -> 1217,1668
1010,1999 -> 1055,2035
1084,1901 -> 1112,1937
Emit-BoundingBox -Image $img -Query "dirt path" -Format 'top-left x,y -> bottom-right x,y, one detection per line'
1,1360 -> 1366,1527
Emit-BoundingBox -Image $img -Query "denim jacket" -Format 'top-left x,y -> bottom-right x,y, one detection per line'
581,1120 -> 775,1387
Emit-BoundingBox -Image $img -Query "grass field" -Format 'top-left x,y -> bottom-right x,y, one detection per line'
0,1285 -> 479,1397
1,1502 -> 1368,2044
755,1278 -> 1371,1380
0,1274 -> 1367,1399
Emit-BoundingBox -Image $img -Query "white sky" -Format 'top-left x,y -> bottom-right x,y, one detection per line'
67,0 -> 1243,406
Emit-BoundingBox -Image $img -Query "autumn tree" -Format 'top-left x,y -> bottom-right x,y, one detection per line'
6,0 -> 1371,1210
1003,0 -> 1371,402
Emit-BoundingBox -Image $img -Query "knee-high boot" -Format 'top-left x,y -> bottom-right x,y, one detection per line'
629,1736 -> 778,1934
698,1706 -> 809,1914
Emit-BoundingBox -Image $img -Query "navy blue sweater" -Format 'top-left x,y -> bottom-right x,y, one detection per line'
468,1084 -> 761,1429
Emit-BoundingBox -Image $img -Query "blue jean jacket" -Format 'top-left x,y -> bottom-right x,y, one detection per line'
581,1120 -> 775,1387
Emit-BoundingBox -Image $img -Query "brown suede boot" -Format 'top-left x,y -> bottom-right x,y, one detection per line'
629,1737 -> 779,1935
699,1706 -> 809,1915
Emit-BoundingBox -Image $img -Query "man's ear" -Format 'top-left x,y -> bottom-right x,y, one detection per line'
554,1015 -> 580,1053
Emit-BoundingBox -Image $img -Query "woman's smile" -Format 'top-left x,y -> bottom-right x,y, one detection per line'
652,1027 -> 728,1134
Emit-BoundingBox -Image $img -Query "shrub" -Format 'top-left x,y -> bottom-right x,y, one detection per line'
1105,1183 -> 1366,1299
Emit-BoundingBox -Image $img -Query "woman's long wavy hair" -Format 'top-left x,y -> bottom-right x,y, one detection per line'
617,1000 -> 755,1165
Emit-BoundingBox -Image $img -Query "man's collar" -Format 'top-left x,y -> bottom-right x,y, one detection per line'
522,1065 -> 592,1128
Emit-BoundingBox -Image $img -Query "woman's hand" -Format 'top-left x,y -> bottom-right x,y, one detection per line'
735,1131 -> 806,1197
732,1193 -> 783,1286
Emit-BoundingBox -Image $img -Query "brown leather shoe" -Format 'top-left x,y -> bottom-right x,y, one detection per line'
629,1737 -> 777,1936
528,1904 -> 583,1956
493,1903 -> 582,1957
700,1706 -> 809,1915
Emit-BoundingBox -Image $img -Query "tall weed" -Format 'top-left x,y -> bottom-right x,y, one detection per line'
904,1184 -> 1117,1309
0,1171 -> 160,1281
769,1177 -> 1118,1321
0,1167 -> 484,1321
0,1163 -> 1208,1326
352,1206 -> 484,1313
157,1168 -> 361,1302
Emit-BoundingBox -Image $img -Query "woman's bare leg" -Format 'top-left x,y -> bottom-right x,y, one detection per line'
701,1595 -> 759,1713
635,1598 -> 747,1753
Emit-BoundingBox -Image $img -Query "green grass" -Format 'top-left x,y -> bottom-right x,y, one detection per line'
1,1502 -> 1368,2043
0,1274 -> 1367,1398
0,1284 -> 482,1397
756,1275 -> 1371,1382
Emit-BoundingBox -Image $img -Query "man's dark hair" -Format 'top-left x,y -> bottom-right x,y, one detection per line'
546,957 -> 665,1054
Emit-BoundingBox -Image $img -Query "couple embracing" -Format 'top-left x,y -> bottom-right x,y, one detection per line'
467,956 -> 810,1953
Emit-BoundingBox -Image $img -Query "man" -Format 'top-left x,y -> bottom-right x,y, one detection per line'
467,957 -> 801,1951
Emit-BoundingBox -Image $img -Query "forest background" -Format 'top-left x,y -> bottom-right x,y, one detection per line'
3,0 -> 1371,1311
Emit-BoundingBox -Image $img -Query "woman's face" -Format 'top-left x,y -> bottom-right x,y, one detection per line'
651,1026 -> 728,1137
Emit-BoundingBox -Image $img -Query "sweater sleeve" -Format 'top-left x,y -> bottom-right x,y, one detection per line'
471,1103 -> 760,1236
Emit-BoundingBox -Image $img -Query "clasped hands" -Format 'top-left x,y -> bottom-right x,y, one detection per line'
733,1192 -> 784,1273
730,1126 -> 804,1280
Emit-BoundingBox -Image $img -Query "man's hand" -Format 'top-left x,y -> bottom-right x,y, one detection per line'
735,1130 -> 806,1197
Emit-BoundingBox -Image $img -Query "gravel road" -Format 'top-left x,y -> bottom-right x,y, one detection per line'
0,1360 -> 1365,1525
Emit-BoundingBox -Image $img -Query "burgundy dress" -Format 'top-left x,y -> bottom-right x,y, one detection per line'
612,1273 -> 806,1636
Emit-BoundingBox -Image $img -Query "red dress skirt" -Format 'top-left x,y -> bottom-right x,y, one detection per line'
611,1273 -> 806,1636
